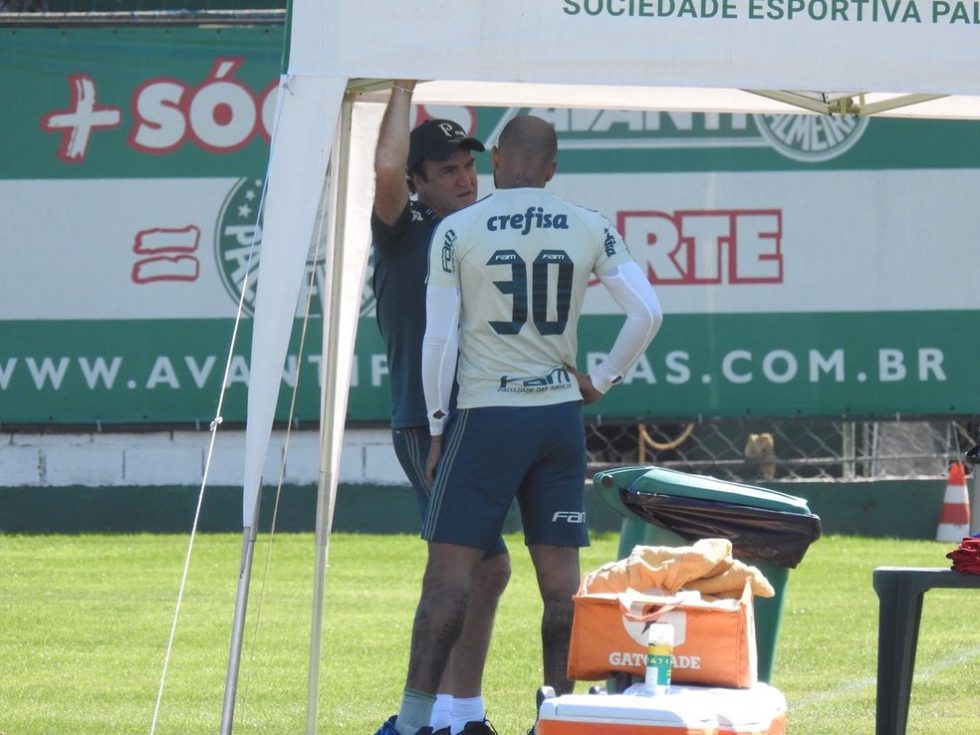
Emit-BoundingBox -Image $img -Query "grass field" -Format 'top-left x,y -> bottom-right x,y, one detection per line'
1,531 -> 977,734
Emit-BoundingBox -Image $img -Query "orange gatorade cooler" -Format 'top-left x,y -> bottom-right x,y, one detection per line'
537,684 -> 787,735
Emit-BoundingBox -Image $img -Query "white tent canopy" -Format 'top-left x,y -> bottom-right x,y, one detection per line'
229,2 -> 980,732
296,1 -> 980,115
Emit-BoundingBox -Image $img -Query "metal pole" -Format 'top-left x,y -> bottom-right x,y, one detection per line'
305,92 -> 354,735
219,522 -> 259,735
841,421 -> 856,480
962,439 -> 978,535
971,468 -> 979,535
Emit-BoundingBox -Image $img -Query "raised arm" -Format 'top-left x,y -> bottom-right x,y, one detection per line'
373,80 -> 416,226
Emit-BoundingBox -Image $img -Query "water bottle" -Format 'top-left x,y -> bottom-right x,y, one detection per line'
644,621 -> 674,695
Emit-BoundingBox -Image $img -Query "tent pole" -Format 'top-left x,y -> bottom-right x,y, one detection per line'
305,93 -> 354,735
219,521 -> 259,735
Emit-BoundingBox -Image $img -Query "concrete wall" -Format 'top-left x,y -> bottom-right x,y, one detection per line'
0,428 -> 405,488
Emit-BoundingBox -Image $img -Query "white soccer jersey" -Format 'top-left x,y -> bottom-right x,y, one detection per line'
427,187 -> 634,408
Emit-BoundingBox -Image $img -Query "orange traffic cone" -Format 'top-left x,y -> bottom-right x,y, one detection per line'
936,462 -> 971,542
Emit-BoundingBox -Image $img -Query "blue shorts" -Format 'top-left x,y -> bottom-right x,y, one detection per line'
421,402 -> 590,552
392,426 -> 508,557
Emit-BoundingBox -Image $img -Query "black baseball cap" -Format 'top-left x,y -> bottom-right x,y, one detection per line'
408,119 -> 485,171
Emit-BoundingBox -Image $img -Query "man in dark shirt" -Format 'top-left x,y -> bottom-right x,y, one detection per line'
370,81 -> 510,735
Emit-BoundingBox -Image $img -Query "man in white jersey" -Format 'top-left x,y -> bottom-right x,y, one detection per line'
379,115 -> 663,735
372,81 -> 510,735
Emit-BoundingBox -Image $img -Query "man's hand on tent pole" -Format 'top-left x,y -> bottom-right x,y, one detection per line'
391,79 -> 416,94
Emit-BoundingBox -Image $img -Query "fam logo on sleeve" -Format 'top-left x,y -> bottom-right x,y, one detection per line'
441,229 -> 457,274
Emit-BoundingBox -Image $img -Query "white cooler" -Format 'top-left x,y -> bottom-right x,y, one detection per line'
672,684 -> 787,734
537,684 -> 787,735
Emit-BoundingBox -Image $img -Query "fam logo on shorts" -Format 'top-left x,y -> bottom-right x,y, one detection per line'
215,176 -> 340,316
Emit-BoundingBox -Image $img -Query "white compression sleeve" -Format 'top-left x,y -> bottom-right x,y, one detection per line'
421,284 -> 460,435
590,261 -> 664,393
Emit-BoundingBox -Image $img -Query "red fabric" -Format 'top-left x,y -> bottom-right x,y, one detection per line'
946,536 -> 980,574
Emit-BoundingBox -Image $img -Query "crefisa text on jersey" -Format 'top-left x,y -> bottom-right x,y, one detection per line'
486,207 -> 570,236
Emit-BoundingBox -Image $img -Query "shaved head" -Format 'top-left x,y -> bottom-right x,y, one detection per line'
493,115 -> 558,189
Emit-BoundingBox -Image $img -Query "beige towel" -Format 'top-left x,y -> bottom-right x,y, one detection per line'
580,538 -> 774,599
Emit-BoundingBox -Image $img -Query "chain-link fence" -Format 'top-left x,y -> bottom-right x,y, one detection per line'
585,417 -> 978,483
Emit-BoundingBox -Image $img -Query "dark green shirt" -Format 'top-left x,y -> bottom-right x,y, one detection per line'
370,200 -> 438,429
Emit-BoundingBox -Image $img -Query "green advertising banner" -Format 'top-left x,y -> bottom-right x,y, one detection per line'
1,26 -> 978,426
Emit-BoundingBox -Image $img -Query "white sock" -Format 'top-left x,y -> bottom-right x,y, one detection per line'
430,693 -> 453,732
450,696 -> 485,734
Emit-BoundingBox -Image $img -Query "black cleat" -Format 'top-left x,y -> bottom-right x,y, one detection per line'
458,719 -> 498,735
